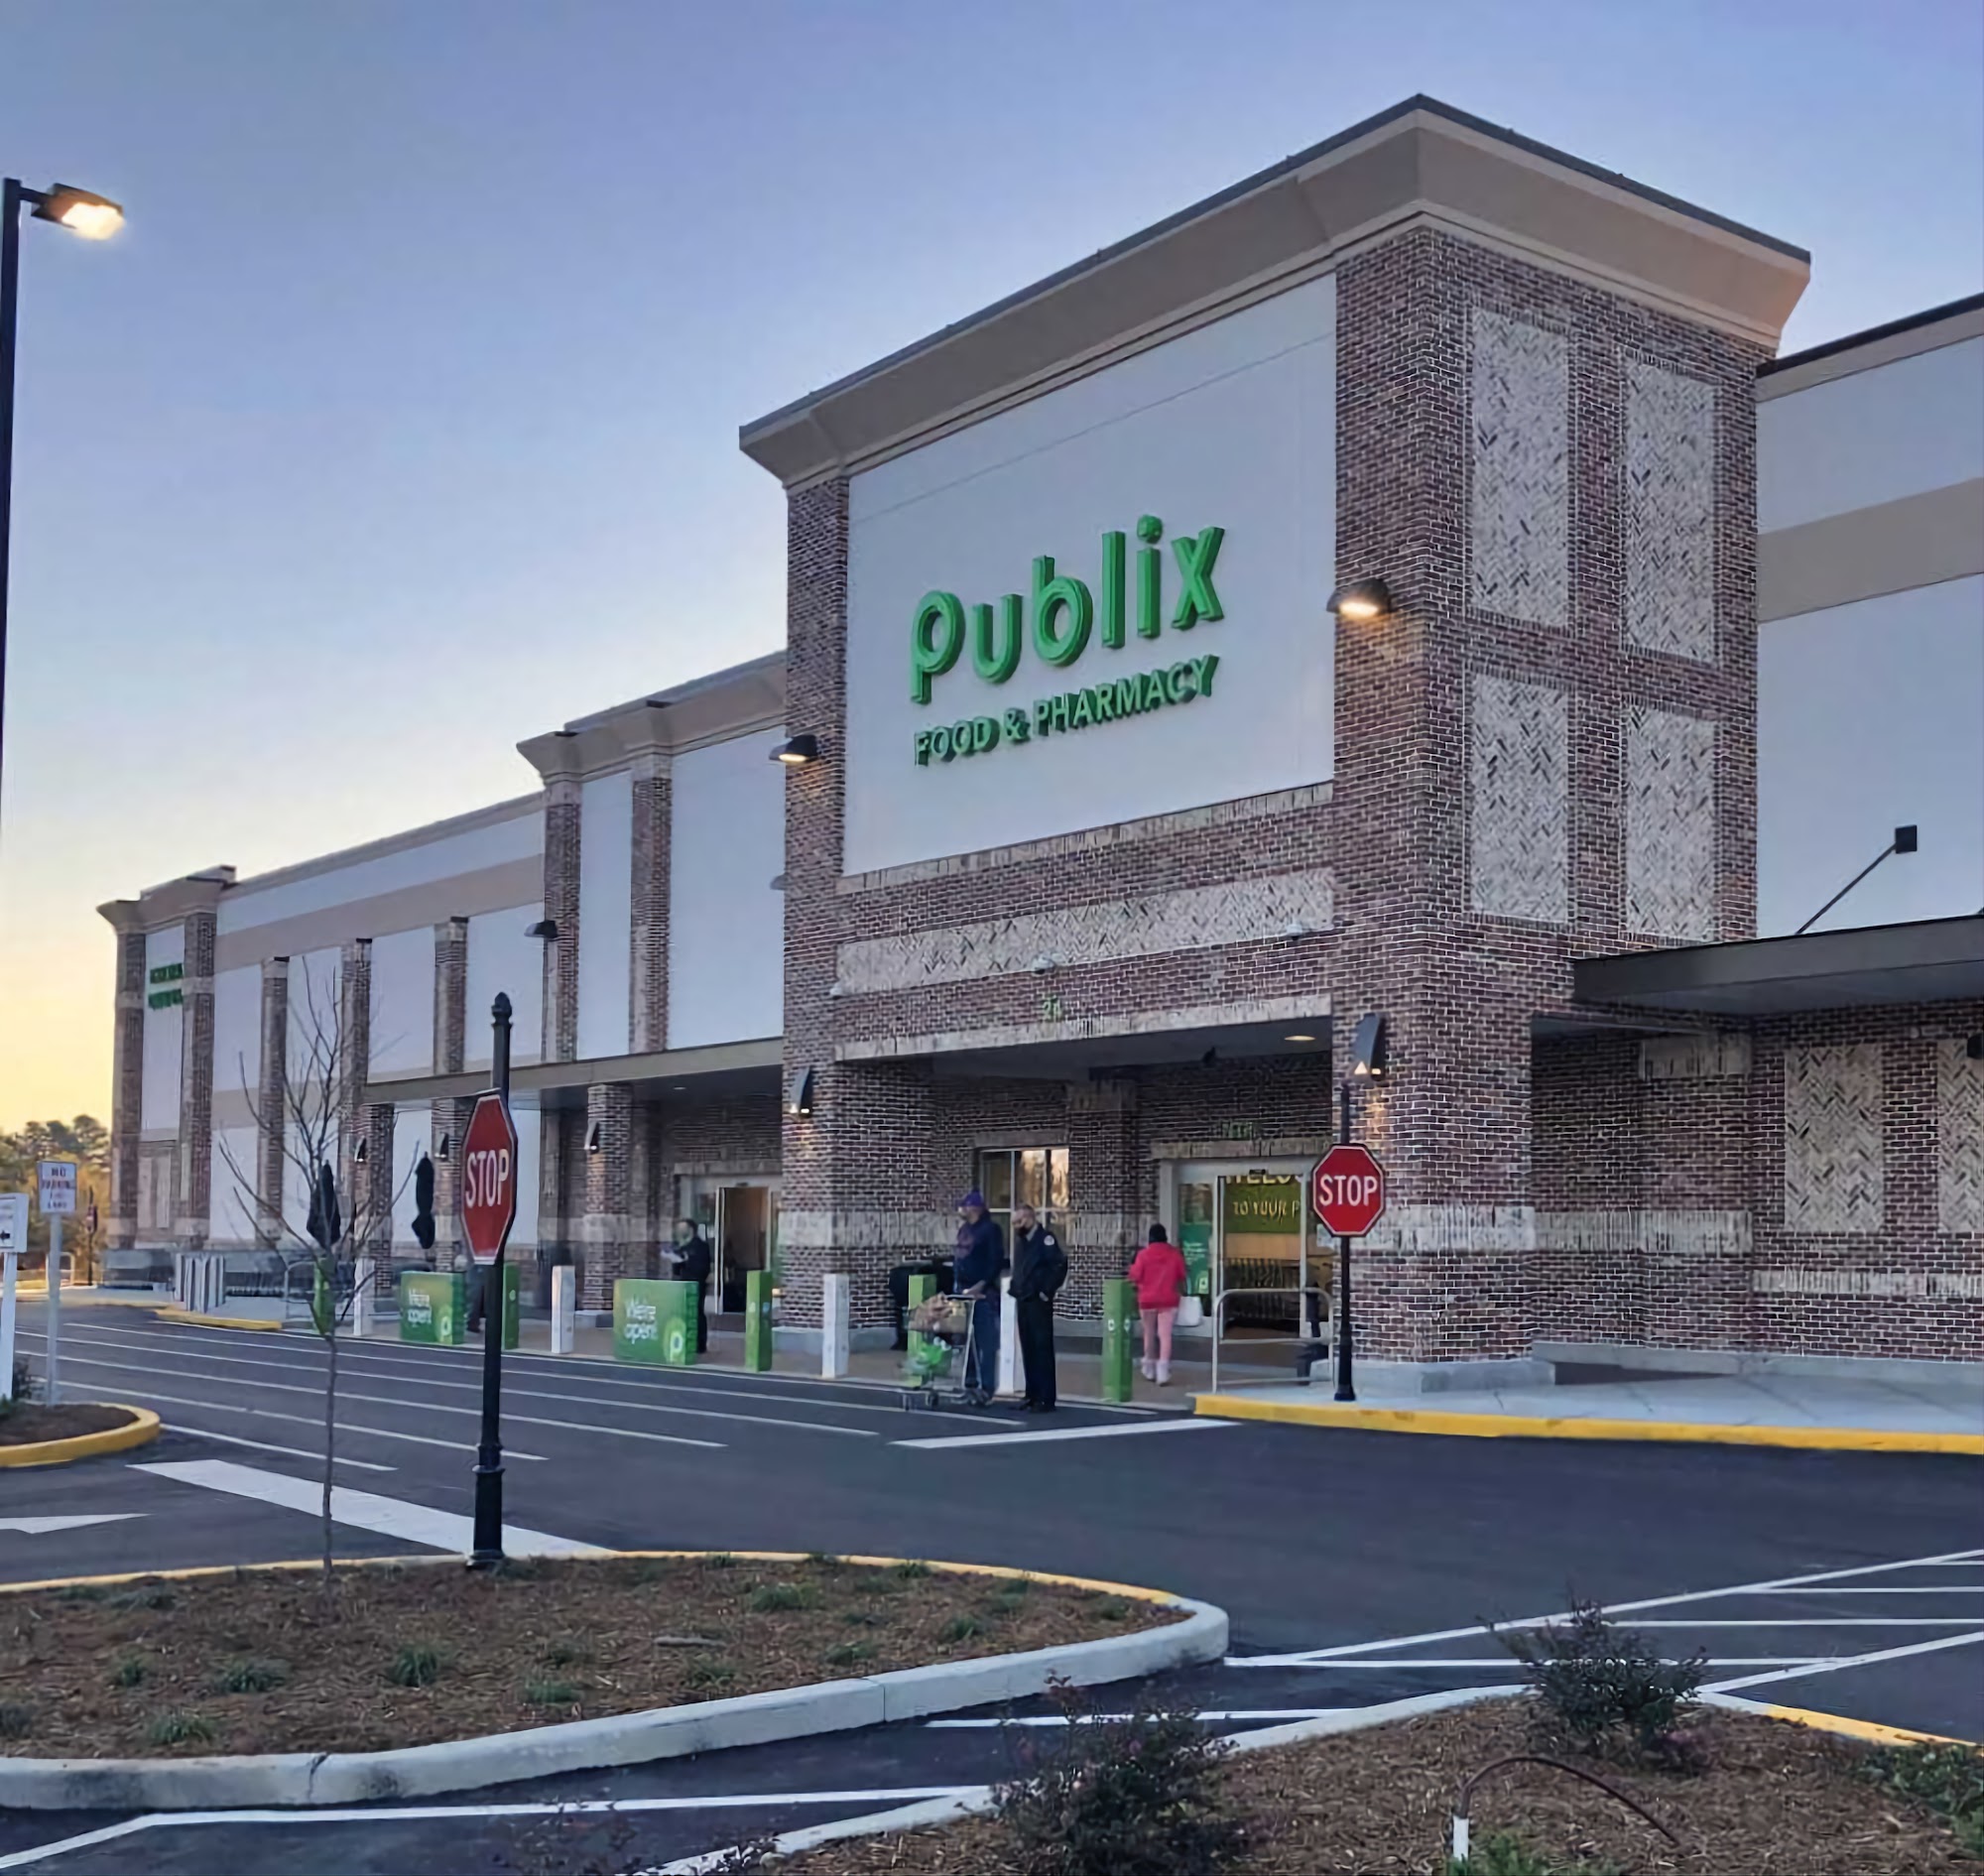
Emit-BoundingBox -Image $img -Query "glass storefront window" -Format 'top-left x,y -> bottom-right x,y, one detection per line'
973,1146 -> 1068,1251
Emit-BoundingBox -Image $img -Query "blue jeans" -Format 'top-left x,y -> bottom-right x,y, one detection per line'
967,1294 -> 1000,1395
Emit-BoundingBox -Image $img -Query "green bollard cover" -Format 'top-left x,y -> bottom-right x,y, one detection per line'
1101,1278 -> 1137,1403
497,1261 -> 521,1351
744,1269 -> 773,1372
906,1272 -> 935,1372
400,1272 -> 465,1345
614,1278 -> 670,1364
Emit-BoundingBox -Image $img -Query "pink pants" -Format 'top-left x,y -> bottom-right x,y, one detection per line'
1140,1307 -> 1177,1367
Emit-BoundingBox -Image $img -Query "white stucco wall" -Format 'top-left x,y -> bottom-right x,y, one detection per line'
1759,575 -> 1984,934
390,1103 -> 433,1248
1759,336 -> 1984,533
208,1125 -> 260,1246
668,729 -> 786,1048
211,963 -> 262,1107
140,926 -> 186,1133
576,770 -> 633,1060
368,927 -> 435,1080
842,274 -> 1336,875
465,906 -> 545,1070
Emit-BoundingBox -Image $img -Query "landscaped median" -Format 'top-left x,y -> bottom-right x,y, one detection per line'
0,1551 -> 1225,1810
0,1402 -> 159,1468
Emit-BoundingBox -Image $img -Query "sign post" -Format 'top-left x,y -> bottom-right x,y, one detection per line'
461,996 -> 520,1568
1311,1135 -> 1387,1404
37,1162 -> 74,1405
0,1192 -> 27,1404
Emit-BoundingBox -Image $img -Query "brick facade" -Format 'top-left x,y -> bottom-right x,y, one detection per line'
107,925 -> 146,1249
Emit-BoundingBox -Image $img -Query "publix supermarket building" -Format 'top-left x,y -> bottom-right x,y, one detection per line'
103,98 -> 1984,1387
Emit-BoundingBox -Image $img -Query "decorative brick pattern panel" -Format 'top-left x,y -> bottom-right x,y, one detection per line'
1469,310 -> 1568,627
1625,707 -> 1717,939
108,928 -> 146,1247
836,871 -> 1335,995
1625,359 -> 1716,662
1469,675 -> 1568,923
1935,1038 -> 1984,1233
433,918 -> 467,1077
255,958 -> 290,1247
1784,1043 -> 1885,1233
630,755 -> 672,1054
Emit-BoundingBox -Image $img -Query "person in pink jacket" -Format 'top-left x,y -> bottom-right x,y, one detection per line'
1126,1223 -> 1188,1385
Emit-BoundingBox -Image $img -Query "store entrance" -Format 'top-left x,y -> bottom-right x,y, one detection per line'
1169,1163 -> 1319,1337
682,1179 -> 782,1317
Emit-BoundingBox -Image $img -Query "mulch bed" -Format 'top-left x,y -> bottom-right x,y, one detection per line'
776,1698 -> 1977,1875
0,1555 -> 1176,1759
0,1403 -> 134,1446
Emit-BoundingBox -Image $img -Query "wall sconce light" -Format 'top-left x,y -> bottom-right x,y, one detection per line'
772,733 -> 821,766
435,1133 -> 450,1162
584,1119 -> 603,1155
526,919 -> 558,941
787,1065 -> 816,1116
353,1137 -> 369,1165
1349,1011 -> 1389,1078
1326,578 -> 1394,623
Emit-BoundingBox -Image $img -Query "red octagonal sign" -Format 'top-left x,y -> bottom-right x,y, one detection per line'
1311,1144 -> 1387,1238
460,1091 -> 519,1266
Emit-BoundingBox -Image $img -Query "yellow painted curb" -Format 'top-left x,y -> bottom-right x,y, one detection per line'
0,1547 -> 1184,1608
156,1306 -> 283,1332
10,1288 -> 161,1309
0,1406 -> 160,1468
1192,1394 -> 1984,1455
1753,1699 -> 1971,1748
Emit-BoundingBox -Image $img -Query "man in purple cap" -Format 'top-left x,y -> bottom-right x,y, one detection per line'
952,1190 -> 1006,1405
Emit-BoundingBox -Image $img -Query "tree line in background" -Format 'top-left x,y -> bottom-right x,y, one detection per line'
0,1116 -> 110,1267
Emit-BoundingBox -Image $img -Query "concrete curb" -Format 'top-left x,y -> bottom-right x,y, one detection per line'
0,1406 -> 160,1469
0,1566 -> 1224,1812
1191,1392 -> 1984,1455
155,1307 -> 283,1332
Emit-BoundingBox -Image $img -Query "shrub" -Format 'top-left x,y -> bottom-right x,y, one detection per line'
942,1615 -> 985,1644
3,1354 -> 33,1411
748,1582 -> 811,1613
539,1637 -> 588,1668
804,1551 -> 843,1569
1095,1599 -> 1131,1623
389,1644 -> 446,1688
893,1560 -> 931,1579
146,1711 -> 219,1748
522,1679 -> 581,1708
0,1703 -> 32,1740
824,1641 -> 875,1668
110,1654 -> 149,1688
1866,1740 -> 1984,1854
212,1658 -> 289,1694
685,1662 -> 736,1690
702,1553 -> 738,1570
1495,1595 -> 1705,1756
995,1684 -> 1246,1876
108,1582 -> 175,1612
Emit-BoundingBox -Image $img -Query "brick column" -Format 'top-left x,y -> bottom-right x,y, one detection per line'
358,1100 -> 396,1255
432,1096 -> 474,1266
433,916 -> 467,1076
1065,1079 -> 1143,1317
538,1106 -> 577,1272
578,1082 -> 641,1310
542,764 -> 582,1063
630,745 -> 673,1053
176,910 -> 218,1248
103,912 -> 147,1250
256,958 -> 290,1246
335,940 -> 373,1244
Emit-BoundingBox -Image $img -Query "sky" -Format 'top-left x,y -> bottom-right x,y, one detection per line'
1,0 -> 1979,1128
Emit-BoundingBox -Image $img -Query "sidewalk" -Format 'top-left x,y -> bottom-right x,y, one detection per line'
1194,1366 -> 1984,1453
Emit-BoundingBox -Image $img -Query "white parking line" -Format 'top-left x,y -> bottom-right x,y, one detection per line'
928,1710 -> 1346,1727
145,1425 -> 395,1471
136,1459 -> 602,1558
0,1786 -> 973,1872
1227,1547 -> 1984,1667
1705,1628 -> 1984,1694
39,1327 -> 869,1439
896,1419 -> 1231,1449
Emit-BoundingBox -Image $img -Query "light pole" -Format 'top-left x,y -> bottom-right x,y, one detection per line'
1,180 -> 124,809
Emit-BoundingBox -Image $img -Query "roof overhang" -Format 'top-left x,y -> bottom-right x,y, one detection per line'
1573,916 -> 1984,1020
363,1037 -> 784,1111
741,94 -> 1807,488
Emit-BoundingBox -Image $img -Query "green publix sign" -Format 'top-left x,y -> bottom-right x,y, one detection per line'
910,514 -> 1225,768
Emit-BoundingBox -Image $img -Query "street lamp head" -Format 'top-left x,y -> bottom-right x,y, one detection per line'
32,185 -> 124,241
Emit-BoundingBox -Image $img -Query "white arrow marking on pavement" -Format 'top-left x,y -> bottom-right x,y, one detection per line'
0,1515 -> 145,1536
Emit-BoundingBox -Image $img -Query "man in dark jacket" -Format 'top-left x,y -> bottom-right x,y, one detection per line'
951,1190 -> 1005,1404
669,1218 -> 713,1354
1009,1202 -> 1066,1413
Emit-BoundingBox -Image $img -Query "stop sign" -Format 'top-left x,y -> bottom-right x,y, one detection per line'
460,1091 -> 519,1265
1311,1144 -> 1387,1238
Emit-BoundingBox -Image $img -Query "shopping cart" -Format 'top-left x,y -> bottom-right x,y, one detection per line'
901,1290 -> 988,1412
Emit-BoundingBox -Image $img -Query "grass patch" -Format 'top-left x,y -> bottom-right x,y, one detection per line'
1094,1599 -> 1131,1622
211,1657 -> 289,1695
1866,1740 -> 1984,1854
55,1584 -> 105,1604
685,1662 -> 736,1691
0,1703 -> 32,1740
108,1582 -> 177,1613
942,1615 -> 986,1644
109,1654 -> 149,1689
538,1637 -> 589,1668
521,1679 -> 581,1708
145,1711 -> 218,1748
804,1551 -> 843,1569
824,1641 -> 876,1669
840,1608 -> 881,1629
892,1560 -> 932,1579
388,1644 -> 446,1688
748,1582 -> 813,1614
701,1553 -> 738,1570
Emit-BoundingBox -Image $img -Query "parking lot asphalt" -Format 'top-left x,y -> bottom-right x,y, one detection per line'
3,1303 -> 1979,1874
